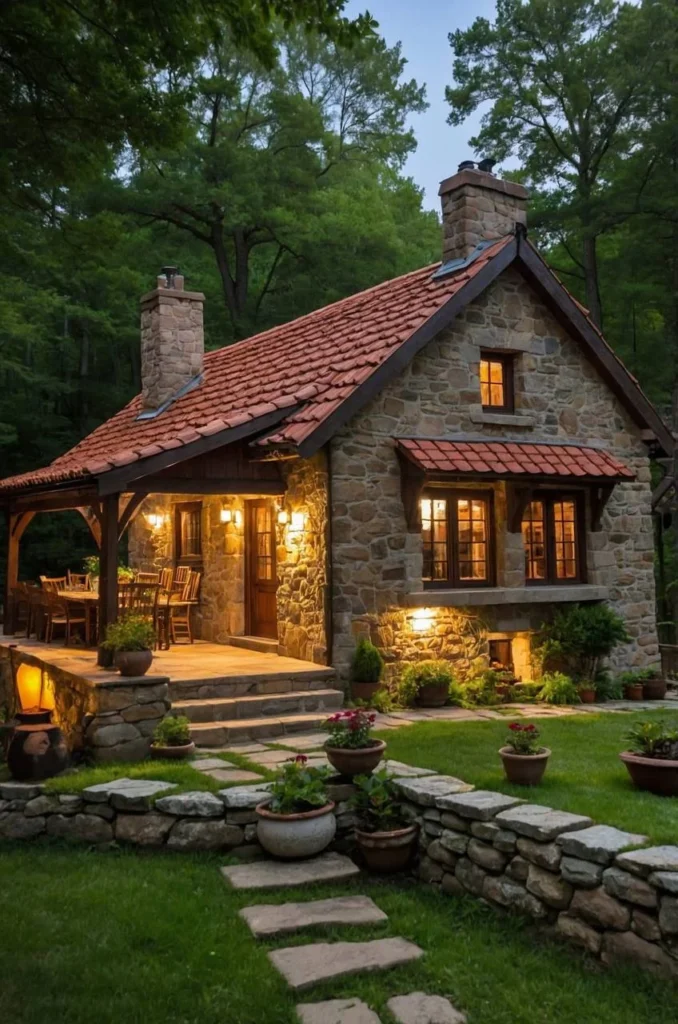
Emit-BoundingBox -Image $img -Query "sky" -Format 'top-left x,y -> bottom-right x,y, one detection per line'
345,0 -> 498,210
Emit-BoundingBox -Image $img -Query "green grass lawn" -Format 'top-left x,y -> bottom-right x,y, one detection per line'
376,710 -> 678,844
1,842 -> 675,1024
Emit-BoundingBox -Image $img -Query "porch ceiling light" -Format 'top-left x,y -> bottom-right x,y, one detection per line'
145,512 -> 166,530
410,608 -> 435,632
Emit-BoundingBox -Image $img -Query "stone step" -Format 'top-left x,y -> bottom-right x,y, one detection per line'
173,688 -> 343,723
221,852 -> 360,890
228,635 -> 279,655
240,896 -> 387,938
170,668 -> 337,701
297,999 -> 382,1024
190,712 -> 332,746
268,937 -> 425,991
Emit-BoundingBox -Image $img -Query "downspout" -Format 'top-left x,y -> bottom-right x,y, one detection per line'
324,442 -> 334,669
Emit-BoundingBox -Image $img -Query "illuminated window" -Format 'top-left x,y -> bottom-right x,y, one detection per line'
480,354 -> 514,411
522,494 -> 583,584
422,492 -> 492,587
174,501 -> 202,562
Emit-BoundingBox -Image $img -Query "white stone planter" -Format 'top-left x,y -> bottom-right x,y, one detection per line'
255,801 -> 336,859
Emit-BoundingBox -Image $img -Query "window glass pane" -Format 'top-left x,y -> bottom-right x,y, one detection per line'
458,497 -> 488,580
479,360 -> 491,406
422,498 -> 448,581
554,500 -> 577,579
180,510 -> 201,557
255,506 -> 273,580
480,358 -> 505,407
522,501 -> 546,580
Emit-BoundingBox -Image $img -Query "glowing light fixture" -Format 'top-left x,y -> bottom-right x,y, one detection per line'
234,510 -> 243,527
220,508 -> 233,524
15,663 -> 55,712
290,511 -> 306,531
145,513 -> 166,530
410,608 -> 434,632
277,509 -> 289,525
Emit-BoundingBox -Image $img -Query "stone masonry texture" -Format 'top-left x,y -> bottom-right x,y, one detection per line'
140,280 -> 204,411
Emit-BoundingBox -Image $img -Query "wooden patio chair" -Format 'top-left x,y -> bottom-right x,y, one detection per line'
118,583 -> 160,647
159,566 -> 174,592
135,571 -> 160,584
154,589 -> 172,651
172,565 -> 191,593
66,571 -> 91,591
27,586 -> 49,640
39,575 -> 67,593
169,570 -> 201,645
44,592 -> 89,646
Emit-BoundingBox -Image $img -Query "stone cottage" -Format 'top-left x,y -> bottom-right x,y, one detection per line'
2,163 -> 673,684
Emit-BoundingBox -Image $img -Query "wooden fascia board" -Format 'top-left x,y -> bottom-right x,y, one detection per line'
11,486 -> 100,514
126,477 -> 286,495
295,239 -> 519,458
516,242 -> 674,455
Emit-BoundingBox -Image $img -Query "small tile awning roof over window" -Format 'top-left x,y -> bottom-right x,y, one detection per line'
396,439 -> 636,481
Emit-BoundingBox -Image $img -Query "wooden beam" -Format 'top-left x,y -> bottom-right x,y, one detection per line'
397,452 -> 427,532
118,493 -> 148,539
3,510 -> 35,633
13,487 -> 100,514
125,477 -> 286,495
75,507 -> 101,547
97,493 -> 119,661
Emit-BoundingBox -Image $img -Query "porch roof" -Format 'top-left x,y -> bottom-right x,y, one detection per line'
396,438 -> 636,482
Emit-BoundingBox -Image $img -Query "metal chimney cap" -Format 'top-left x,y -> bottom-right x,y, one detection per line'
458,160 -> 476,172
160,265 -> 180,288
477,157 -> 495,173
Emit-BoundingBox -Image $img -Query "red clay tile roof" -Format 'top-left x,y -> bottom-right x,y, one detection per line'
0,238 -> 511,493
397,439 -> 636,480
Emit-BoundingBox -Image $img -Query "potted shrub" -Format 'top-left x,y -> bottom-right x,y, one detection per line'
103,615 -> 156,676
641,667 -> 668,701
350,637 -> 385,703
619,720 -> 678,796
324,708 -> 386,776
351,769 -> 418,873
499,723 -> 551,785
536,672 -> 580,705
400,660 -> 455,708
577,681 -> 597,704
534,604 -> 629,683
256,755 -> 335,859
150,715 -> 195,759
618,670 -> 648,702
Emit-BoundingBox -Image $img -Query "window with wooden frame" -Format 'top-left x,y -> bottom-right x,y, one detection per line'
521,493 -> 585,584
421,491 -> 494,588
174,501 -> 202,563
480,353 -> 514,412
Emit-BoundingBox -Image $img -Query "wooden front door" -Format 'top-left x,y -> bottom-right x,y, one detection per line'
246,499 -> 278,639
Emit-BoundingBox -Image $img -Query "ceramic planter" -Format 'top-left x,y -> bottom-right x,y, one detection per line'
350,680 -> 381,703
114,649 -> 153,677
7,709 -> 69,781
355,823 -> 418,873
624,684 -> 644,701
255,801 -> 336,859
150,741 -> 195,760
642,678 -> 667,701
619,751 -> 678,796
499,746 -> 551,786
414,683 -> 449,708
324,739 -> 386,777
578,688 -> 596,704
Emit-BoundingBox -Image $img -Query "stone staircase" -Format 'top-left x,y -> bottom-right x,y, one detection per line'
170,667 -> 344,746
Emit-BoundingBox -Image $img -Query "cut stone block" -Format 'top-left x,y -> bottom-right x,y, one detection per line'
218,783 -> 272,809
557,825 -> 647,865
495,804 -> 592,841
221,852 -> 360,890
437,790 -> 522,821
277,733 -> 330,751
387,992 -> 467,1024
603,867 -> 658,908
192,758 -> 230,771
268,937 -> 424,991
222,743 -> 268,754
240,895 -> 387,938
649,872 -> 678,894
205,768 -> 263,783
394,776 -> 474,807
252,749 -> 295,765
155,791 -> 225,817
616,846 -> 678,877
0,782 -> 44,801
82,778 -> 176,810
296,999 -> 381,1024
381,761 -> 436,778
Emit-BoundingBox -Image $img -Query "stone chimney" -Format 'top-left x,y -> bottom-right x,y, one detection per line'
140,267 -> 205,412
438,160 -> 529,264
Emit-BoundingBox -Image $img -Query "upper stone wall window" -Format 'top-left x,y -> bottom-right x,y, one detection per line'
421,491 -> 494,588
480,353 -> 514,413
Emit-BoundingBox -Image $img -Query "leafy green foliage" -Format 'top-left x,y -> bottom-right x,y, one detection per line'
504,722 -> 543,755
508,682 -> 543,703
625,720 -> 678,760
350,638 -> 384,684
461,670 -> 505,707
350,768 -> 407,832
267,755 -> 331,814
534,604 -> 630,682
103,615 -> 156,652
353,689 -> 399,714
398,660 -> 458,706
325,708 -> 377,749
537,672 -> 581,706
618,668 -> 661,687
152,716 -> 192,747
593,671 -> 623,702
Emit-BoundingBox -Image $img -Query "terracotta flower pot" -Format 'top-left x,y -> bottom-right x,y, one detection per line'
415,683 -> 449,708
619,751 -> 678,796
114,649 -> 153,677
642,678 -> 667,701
579,688 -> 596,704
255,801 -> 336,859
351,680 -> 381,703
150,741 -> 195,760
499,746 -> 551,786
355,823 -> 418,873
624,684 -> 644,701
324,739 -> 386,777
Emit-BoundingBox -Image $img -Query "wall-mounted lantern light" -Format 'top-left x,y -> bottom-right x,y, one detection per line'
145,513 -> 166,530
277,509 -> 289,525
290,511 -> 306,532
220,508 -> 243,527
409,608 -> 435,632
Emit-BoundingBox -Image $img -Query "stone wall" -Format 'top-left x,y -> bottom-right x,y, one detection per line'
330,265 -> 657,678
439,169 -> 528,263
140,278 -> 204,412
399,778 -> 678,981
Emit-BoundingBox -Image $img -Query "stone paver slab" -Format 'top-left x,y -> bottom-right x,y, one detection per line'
495,804 -> 592,841
616,846 -> 678,877
387,992 -> 467,1024
269,937 -> 424,991
382,761 -> 436,778
222,743 -> 268,754
192,758 -> 231,771
436,790 -> 522,821
296,998 -> 381,1024
276,733 -> 330,750
394,776 -> 474,807
205,768 -> 263,783
221,852 -> 360,890
557,825 -> 648,864
240,895 -> 387,937
252,749 -> 295,765
82,778 -> 176,810
218,783 -> 272,809
154,791 -> 225,817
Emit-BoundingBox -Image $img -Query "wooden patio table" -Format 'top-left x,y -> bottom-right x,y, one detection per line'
56,589 -> 199,648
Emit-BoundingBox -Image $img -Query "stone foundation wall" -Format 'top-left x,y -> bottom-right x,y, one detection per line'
399,778 -> 678,980
330,266 -> 657,678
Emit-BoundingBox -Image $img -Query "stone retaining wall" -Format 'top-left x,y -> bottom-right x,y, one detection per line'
398,776 -> 678,980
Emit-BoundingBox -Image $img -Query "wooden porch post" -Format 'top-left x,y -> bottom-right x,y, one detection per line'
97,493 -> 119,662
4,509 -> 35,634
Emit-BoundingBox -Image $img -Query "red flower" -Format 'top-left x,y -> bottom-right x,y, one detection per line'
509,722 -> 521,731
294,754 -> 308,764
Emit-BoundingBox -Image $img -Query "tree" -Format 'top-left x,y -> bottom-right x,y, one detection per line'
445,0 -> 668,327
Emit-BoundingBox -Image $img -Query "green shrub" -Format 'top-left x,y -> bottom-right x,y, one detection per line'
103,615 -> 156,652
267,756 -> 330,815
617,668 -> 658,688
350,769 -> 406,832
350,638 -> 384,684
594,671 -> 623,701
152,716 -> 191,747
534,604 -> 629,681
538,671 -> 581,705
354,689 -> 398,714
508,681 -> 543,703
461,670 -> 504,707
398,660 -> 457,706
625,720 -> 678,759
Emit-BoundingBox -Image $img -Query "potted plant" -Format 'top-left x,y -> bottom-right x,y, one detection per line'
351,769 -> 418,873
640,667 -> 668,701
324,708 -> 386,776
103,615 -> 156,676
256,755 -> 335,859
350,637 -> 385,703
577,681 -> 597,704
499,723 -> 551,785
150,715 -> 195,759
618,670 -> 648,702
534,604 -> 629,684
83,555 -> 100,591
536,671 -> 580,705
399,660 -> 455,708
619,720 -> 678,796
